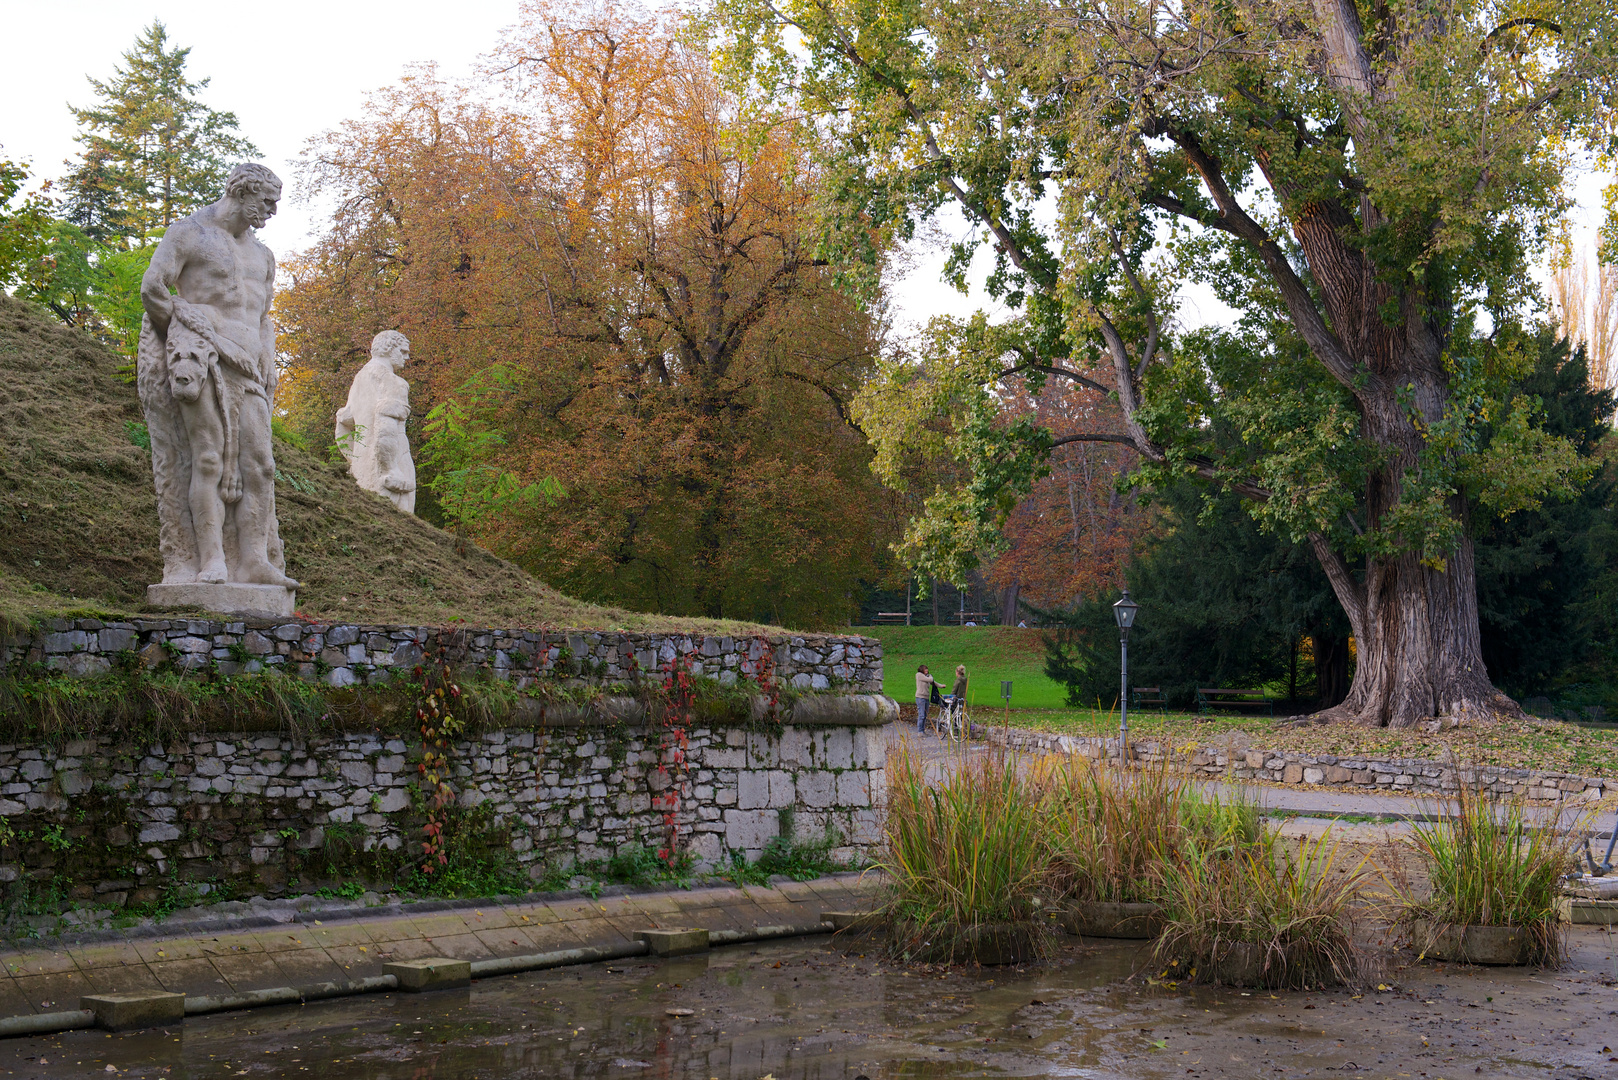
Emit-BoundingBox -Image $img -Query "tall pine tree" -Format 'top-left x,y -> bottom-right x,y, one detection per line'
63,21 -> 258,246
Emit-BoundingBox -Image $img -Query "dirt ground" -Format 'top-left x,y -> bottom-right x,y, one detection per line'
0,922 -> 1612,1080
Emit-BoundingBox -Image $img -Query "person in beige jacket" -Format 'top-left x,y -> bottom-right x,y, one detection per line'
915,664 -> 942,733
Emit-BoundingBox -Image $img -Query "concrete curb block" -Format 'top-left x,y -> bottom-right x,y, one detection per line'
0,1011 -> 95,1038
470,941 -> 649,976
0,918 -> 850,1039
184,975 -> 400,1016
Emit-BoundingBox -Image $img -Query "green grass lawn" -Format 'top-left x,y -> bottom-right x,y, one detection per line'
866,626 -> 1618,776
869,625 -> 1073,709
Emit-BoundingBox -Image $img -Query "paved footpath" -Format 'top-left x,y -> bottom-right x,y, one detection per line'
0,873 -> 880,1021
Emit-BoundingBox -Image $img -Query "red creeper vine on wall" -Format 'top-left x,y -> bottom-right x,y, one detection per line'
655,649 -> 697,866
414,641 -> 465,875
751,636 -> 780,716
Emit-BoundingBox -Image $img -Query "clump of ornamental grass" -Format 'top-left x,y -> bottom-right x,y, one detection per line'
1044,757 -> 1263,905
1043,755 -> 1186,904
1155,828 -> 1369,989
1393,783 -> 1583,966
1180,784 -> 1263,849
877,741 -> 1051,963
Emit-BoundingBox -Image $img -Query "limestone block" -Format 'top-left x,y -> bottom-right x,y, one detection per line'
835,771 -> 871,807
704,748 -> 746,770
797,771 -> 836,809
854,728 -> 887,768
340,761 -> 375,786
147,583 -> 294,617
1282,763 -> 1304,784
724,809 -> 777,851
767,770 -> 795,809
823,728 -> 855,770
849,807 -> 883,844
387,957 -> 471,991
688,830 -> 722,865
81,991 -> 186,1031
1303,767 -> 1325,785
737,770 -> 770,810
778,727 -> 811,767
98,628 -> 140,653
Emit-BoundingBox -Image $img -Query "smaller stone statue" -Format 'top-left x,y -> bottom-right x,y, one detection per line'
335,330 -> 417,513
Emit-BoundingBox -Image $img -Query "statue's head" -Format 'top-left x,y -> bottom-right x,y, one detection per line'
372,330 -> 410,371
225,163 -> 282,230
166,322 -> 216,404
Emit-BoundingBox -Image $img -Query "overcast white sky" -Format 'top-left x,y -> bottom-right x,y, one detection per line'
1,0 -> 1609,339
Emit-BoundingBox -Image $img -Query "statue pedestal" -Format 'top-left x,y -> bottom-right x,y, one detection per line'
147,583 -> 296,617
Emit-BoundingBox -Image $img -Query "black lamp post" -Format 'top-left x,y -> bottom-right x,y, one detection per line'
1113,589 -> 1139,757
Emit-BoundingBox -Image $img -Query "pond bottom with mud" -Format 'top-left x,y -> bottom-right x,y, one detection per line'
1,929 -> 1615,1079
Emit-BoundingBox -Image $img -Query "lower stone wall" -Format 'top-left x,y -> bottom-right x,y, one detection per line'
0,716 -> 888,919
991,728 -> 1610,805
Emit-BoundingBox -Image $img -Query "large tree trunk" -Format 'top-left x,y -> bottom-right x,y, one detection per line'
1315,540 -> 1516,727
1304,389 -> 1522,728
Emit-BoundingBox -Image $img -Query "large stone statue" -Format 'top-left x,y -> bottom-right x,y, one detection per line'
335,331 -> 417,513
137,162 -> 298,616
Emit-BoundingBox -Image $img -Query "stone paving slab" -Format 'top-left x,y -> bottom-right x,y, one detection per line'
0,873 -> 880,1014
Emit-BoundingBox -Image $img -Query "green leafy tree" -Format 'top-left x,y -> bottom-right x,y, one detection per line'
1047,328 -> 1615,711
63,20 -> 258,246
0,155 -> 54,293
719,0 -> 1618,726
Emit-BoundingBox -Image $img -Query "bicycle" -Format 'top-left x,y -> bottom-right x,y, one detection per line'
937,695 -> 970,741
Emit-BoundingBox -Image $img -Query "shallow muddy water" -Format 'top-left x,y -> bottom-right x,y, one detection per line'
1,928 -> 1616,1079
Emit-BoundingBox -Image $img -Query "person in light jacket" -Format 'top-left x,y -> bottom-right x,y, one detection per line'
915,663 -> 942,733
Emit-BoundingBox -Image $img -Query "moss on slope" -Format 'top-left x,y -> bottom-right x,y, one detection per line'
0,295 -> 768,634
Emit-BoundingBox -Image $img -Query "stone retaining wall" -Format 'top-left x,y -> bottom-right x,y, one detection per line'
991,728 -> 1610,805
0,716 -> 887,919
16,616 -> 882,693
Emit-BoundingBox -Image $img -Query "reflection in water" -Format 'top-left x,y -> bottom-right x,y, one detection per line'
2,931 -> 1614,1078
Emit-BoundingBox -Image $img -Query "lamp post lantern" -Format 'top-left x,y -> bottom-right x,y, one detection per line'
1113,589 -> 1139,759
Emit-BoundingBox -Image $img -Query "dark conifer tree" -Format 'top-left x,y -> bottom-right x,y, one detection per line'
63,20 -> 258,246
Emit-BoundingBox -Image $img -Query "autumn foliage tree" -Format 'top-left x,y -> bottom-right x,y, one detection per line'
277,1 -> 894,627
985,379 -> 1146,608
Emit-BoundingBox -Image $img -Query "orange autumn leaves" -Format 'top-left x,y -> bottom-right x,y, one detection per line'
275,1 -> 894,627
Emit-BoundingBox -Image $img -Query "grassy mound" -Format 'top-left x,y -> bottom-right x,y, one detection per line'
0,295 -> 765,633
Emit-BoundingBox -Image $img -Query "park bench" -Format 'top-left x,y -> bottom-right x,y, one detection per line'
1131,686 -> 1167,713
950,612 -> 989,625
1196,687 -> 1272,716
872,612 -> 912,625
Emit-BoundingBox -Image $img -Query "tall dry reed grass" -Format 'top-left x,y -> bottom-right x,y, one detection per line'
1393,783 -> 1584,965
878,741 -> 1051,962
1043,756 -> 1267,905
1155,830 -> 1369,988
